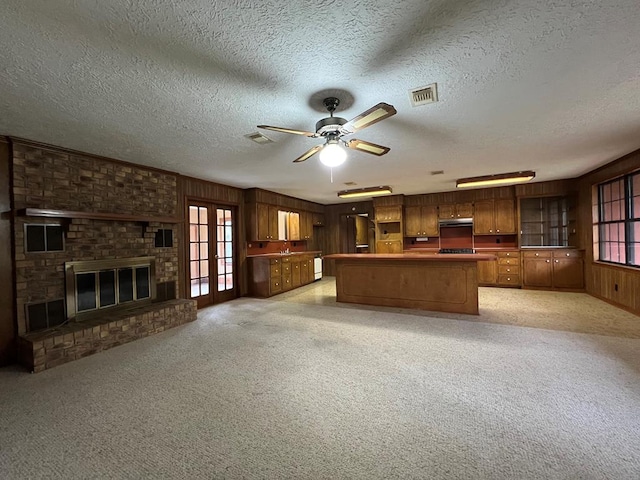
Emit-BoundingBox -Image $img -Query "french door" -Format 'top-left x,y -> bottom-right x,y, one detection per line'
188,202 -> 237,308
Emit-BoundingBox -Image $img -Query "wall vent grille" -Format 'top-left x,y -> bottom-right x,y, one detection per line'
409,83 -> 438,107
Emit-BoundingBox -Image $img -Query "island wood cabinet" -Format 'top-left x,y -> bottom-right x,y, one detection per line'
438,202 -> 473,219
376,240 -> 403,253
477,250 -> 520,287
404,205 -> 439,237
522,249 -> 584,290
473,199 -> 516,235
248,254 -> 317,297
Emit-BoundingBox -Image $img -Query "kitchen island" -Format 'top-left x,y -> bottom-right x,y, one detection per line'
324,253 -> 496,315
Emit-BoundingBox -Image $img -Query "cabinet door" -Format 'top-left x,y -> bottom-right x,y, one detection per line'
522,258 -> 553,287
268,205 -> 279,240
553,258 -> 583,289
376,206 -> 402,222
423,205 -> 439,236
312,212 -> 325,226
404,206 -> 422,236
300,259 -> 309,284
438,204 -> 455,219
494,199 -> 516,234
477,257 -> 498,285
456,202 -> 474,218
302,211 -> 313,240
291,259 -> 302,287
376,240 -> 403,253
256,203 -> 271,240
473,200 -> 495,235
288,212 -> 300,240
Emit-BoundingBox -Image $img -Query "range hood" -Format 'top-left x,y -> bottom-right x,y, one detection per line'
438,217 -> 473,227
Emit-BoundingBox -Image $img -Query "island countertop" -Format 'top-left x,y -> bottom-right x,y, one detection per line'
324,253 -> 496,262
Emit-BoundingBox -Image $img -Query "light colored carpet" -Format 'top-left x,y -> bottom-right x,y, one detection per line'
1,279 -> 639,479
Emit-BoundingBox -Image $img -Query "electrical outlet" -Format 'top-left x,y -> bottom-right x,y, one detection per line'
614,283 -> 618,292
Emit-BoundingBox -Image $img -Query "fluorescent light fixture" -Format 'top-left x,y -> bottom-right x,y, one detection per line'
456,170 -> 535,188
337,186 -> 392,199
319,140 -> 347,167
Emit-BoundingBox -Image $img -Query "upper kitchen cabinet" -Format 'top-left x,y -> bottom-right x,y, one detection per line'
312,212 -> 325,227
375,205 -> 402,222
519,195 -> 577,247
287,211 -> 301,241
299,210 -> 313,240
438,202 -> 473,219
473,199 -> 516,235
404,205 -> 439,237
250,203 -> 280,241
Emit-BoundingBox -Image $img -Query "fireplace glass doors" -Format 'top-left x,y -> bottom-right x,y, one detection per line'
65,257 -> 155,318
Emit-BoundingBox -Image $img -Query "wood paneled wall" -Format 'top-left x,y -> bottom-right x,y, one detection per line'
577,148 -> 640,314
322,201 -> 374,276
245,188 -> 324,213
0,138 -> 15,365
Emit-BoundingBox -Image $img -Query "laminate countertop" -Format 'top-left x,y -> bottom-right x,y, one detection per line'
246,251 -> 322,259
325,253 -> 496,262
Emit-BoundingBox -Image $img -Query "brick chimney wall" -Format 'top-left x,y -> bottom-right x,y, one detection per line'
12,143 -> 180,335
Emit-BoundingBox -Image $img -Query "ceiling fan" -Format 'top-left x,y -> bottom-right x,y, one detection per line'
257,97 -> 397,166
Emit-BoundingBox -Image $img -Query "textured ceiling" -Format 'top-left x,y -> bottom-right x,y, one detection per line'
1,0 -> 639,204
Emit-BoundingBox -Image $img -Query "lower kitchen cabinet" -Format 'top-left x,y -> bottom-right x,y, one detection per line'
477,250 -> 520,287
248,254 -> 317,297
522,249 -> 584,290
376,240 -> 403,253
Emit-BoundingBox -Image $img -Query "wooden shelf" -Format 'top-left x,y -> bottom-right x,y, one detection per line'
17,208 -> 181,224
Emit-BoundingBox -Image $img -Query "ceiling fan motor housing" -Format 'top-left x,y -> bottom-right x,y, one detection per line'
316,116 -> 347,136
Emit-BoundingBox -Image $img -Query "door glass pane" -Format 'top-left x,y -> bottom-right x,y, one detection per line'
190,243 -> 199,260
201,278 -> 210,295
200,243 -> 208,260
190,279 -> 200,298
200,260 -> 209,277
189,206 -> 199,224
199,225 -> 208,242
199,207 -> 208,224
218,275 -> 225,292
190,261 -> 199,279
189,224 -> 199,242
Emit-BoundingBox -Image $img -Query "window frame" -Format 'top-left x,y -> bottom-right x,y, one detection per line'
24,223 -> 65,253
595,171 -> 640,268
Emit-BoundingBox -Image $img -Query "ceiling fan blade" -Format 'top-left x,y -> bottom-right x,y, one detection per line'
346,139 -> 391,156
257,125 -> 317,137
293,145 -> 322,163
341,102 -> 397,134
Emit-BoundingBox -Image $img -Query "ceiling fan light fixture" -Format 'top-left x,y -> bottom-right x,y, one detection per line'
456,170 -> 535,188
319,141 -> 347,167
337,185 -> 392,199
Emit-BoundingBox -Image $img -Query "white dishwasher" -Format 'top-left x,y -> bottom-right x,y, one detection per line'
313,257 -> 322,280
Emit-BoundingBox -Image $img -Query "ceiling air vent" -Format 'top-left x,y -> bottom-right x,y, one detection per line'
430,170 -> 444,175
245,132 -> 274,144
409,83 -> 438,107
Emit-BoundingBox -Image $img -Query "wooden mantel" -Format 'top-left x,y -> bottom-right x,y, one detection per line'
16,208 -> 181,224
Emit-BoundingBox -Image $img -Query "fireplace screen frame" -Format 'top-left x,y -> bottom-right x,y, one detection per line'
65,256 -> 156,319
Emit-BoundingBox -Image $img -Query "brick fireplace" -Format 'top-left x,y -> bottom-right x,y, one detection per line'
12,141 -> 197,372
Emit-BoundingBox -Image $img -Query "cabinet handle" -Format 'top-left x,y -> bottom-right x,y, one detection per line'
507,268 -> 510,272
546,260 -> 550,263
507,278 -> 511,281
535,253 -> 539,257
566,253 -> 570,256
506,253 -> 510,256
489,229 -> 493,233
496,229 -> 500,233
555,260 -> 559,263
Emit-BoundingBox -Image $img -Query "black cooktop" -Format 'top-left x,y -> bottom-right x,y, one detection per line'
439,248 -> 475,254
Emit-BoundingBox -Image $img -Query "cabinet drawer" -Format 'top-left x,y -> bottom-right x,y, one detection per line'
282,264 -> 291,274
269,258 -> 281,265
498,274 -> 520,286
497,251 -> 519,259
270,277 -> 282,293
498,265 -> 520,275
270,264 -> 281,276
281,257 -> 291,263
281,275 -> 292,289
498,257 -> 519,265
522,251 -> 551,258
553,250 -> 583,258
